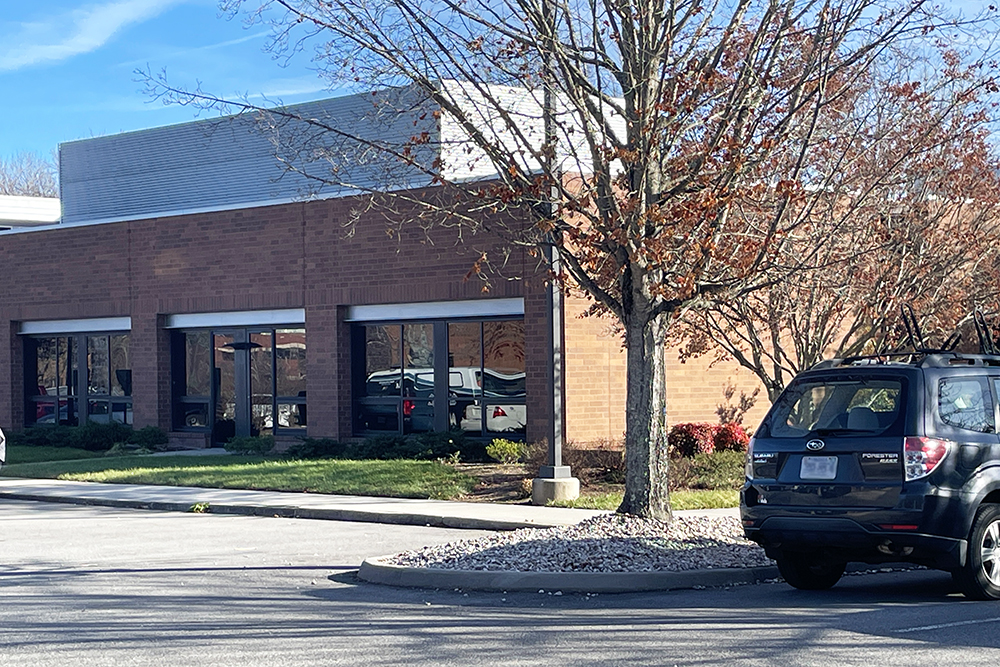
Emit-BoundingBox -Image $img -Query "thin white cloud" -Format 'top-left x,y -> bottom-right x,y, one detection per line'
115,30 -> 270,69
0,0 -> 185,71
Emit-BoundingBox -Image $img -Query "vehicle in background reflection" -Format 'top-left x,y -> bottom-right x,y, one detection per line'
359,366 -> 525,434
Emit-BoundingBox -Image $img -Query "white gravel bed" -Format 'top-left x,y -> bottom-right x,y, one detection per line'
386,513 -> 772,573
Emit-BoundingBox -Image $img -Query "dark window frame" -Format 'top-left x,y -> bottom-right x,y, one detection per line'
170,326 -> 306,437
352,317 -> 525,438
23,331 -> 132,427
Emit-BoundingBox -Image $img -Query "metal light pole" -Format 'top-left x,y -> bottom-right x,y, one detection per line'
531,0 -> 579,504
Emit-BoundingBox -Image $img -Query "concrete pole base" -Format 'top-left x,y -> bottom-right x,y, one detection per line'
531,477 -> 580,506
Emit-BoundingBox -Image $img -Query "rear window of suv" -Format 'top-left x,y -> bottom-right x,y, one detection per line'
769,378 -> 903,438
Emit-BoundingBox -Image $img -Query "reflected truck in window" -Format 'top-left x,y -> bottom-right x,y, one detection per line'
360,366 -> 526,434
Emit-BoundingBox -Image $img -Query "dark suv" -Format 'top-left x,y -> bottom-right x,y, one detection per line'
741,352 -> 1000,599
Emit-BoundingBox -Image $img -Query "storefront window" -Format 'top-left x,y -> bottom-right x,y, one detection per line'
356,324 -> 434,433
172,327 -> 307,439
25,332 -> 130,426
355,319 -> 524,437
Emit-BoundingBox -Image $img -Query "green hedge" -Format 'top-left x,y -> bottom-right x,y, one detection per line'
8,423 -> 168,452
284,430 -> 490,462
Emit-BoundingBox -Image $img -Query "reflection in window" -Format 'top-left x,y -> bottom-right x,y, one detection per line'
171,327 -> 306,435
88,336 -> 109,395
483,321 -> 526,434
357,324 -> 434,434
276,329 -> 307,430
939,378 -> 994,433
111,335 -> 131,396
250,331 -> 273,435
26,333 -> 130,426
29,336 -> 77,426
356,319 -> 524,437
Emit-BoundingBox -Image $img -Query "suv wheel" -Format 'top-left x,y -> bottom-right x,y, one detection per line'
953,504 -> 1000,600
776,553 -> 846,590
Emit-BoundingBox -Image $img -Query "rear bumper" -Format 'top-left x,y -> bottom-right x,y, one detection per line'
742,508 -> 967,570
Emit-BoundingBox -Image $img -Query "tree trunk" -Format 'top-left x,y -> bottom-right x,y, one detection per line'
618,310 -> 671,521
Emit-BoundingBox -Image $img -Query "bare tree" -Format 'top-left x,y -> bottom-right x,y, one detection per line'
145,0 -> 1000,520
675,57 -> 1000,402
0,151 -> 58,197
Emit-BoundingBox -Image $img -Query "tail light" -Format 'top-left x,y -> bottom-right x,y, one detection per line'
744,437 -> 755,479
403,400 -> 414,417
492,406 -> 507,418
904,436 -> 952,481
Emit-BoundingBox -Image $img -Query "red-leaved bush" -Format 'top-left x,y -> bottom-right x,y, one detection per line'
668,423 -> 719,458
713,422 -> 750,452
668,422 -> 750,458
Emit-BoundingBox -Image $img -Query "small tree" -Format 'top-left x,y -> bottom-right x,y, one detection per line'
146,0 -> 1000,520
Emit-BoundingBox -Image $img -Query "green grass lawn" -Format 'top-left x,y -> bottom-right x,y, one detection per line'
5,445 -> 103,465
1,446 -> 741,509
0,455 -> 477,500
551,488 -> 738,511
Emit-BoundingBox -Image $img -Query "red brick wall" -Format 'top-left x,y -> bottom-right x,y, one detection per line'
0,192 -> 771,441
0,194 -> 532,439
562,295 -> 771,442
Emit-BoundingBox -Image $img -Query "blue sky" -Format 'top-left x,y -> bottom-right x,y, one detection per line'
0,0 -> 327,160
1,0 -> 994,164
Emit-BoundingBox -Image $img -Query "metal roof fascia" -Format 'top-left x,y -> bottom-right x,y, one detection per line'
165,309 -> 306,329
345,298 -> 524,322
19,317 -> 132,335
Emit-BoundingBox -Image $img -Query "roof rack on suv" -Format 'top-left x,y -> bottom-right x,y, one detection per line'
810,305 -> 1000,370
812,352 -> 1000,370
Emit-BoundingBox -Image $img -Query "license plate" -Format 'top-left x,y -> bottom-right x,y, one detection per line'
800,456 -> 838,480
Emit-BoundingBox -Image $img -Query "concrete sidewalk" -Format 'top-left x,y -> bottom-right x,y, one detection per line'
0,477 -> 615,530
0,476 -> 739,530
0,476 -> 774,592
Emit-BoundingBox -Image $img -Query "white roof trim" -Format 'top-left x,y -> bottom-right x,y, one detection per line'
346,298 -> 524,322
165,309 -> 306,329
20,317 -> 131,335
0,195 -> 60,226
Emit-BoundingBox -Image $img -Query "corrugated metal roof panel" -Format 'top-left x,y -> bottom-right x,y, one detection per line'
60,87 -> 441,225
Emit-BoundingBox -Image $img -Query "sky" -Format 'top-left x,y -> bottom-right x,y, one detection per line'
1,0 -> 995,165
0,0 -> 328,161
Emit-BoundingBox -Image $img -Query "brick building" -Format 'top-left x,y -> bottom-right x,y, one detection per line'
0,88 -> 768,449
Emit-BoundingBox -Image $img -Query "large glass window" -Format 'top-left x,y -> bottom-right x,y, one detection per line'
87,333 -> 132,425
25,332 -> 130,426
355,319 -> 524,437
356,323 -> 435,433
172,327 -> 306,440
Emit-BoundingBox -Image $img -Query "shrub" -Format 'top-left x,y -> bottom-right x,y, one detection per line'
128,426 -> 168,449
283,438 -> 348,459
563,439 -> 625,483
486,438 -> 526,465
669,450 -> 746,491
342,430 -> 485,462
225,435 -> 275,456
668,423 -> 719,458
714,422 -> 750,452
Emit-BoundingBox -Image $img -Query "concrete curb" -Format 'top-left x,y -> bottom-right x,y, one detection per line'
358,556 -> 781,592
0,488 -> 546,531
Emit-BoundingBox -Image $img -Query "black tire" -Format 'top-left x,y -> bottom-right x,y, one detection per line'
776,553 -> 846,590
953,504 -> 1000,600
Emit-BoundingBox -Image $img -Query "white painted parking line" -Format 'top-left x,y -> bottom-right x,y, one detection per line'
898,617 -> 1000,634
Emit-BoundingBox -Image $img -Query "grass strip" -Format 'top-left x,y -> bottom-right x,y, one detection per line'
5,446 -> 103,464
0,456 -> 477,500
551,488 -> 738,511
